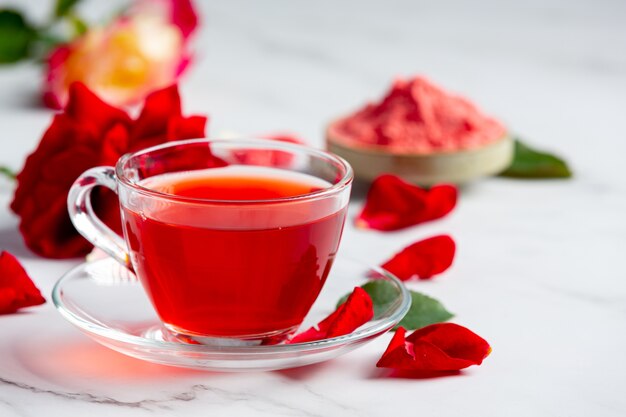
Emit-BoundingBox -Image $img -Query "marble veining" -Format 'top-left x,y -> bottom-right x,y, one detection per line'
0,376 -> 359,416
0,377 -> 158,410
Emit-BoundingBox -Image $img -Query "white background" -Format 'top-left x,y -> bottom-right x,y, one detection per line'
1,0 -> 625,416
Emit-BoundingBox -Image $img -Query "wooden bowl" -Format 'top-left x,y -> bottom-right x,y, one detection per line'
326,123 -> 514,186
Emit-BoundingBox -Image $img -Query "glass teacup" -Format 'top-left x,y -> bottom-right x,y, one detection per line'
68,139 -> 353,345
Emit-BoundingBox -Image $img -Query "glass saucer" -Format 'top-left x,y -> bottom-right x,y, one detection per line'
52,257 -> 411,372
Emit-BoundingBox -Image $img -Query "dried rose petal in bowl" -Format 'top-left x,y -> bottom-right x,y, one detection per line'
326,76 -> 513,185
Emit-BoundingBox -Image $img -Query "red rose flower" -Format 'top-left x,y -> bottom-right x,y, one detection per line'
356,174 -> 457,231
0,251 -> 46,314
11,82 -> 207,258
43,0 -> 200,109
377,324 -> 491,372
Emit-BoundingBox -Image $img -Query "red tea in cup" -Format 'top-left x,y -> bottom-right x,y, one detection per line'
123,167 -> 347,339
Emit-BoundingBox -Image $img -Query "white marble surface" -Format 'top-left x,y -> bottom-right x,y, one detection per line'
1,0 -> 626,415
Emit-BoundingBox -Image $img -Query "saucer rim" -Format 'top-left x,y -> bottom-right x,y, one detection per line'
51,257 -> 411,354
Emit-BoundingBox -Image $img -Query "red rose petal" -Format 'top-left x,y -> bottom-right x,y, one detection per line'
381,235 -> 456,280
264,134 -> 305,145
289,287 -> 374,344
15,143 -> 100,258
101,123 -> 131,166
425,185 -> 457,220
166,115 -> 207,141
132,84 -> 182,143
41,145 -> 99,184
42,46 -> 72,110
42,91 -> 62,110
64,82 -> 131,132
325,287 -> 374,338
376,327 -> 413,368
232,133 -> 306,168
406,323 -> 492,366
139,143 -> 228,178
170,0 -> 199,39
0,252 -> 46,314
285,327 -> 326,344
356,174 -> 457,231
262,134 -> 306,167
23,196 -> 91,258
377,324 -> 491,372
93,187 -> 125,236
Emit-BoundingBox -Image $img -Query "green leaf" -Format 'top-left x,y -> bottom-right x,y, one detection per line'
0,9 -> 35,64
54,0 -> 81,18
0,166 -> 16,180
500,139 -> 572,179
67,13 -> 88,37
337,280 -> 454,331
401,291 -> 454,330
28,31 -> 70,64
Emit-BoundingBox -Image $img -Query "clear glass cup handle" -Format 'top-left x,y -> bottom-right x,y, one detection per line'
67,166 -> 132,270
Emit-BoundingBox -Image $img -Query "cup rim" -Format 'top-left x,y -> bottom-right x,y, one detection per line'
115,138 -> 353,205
